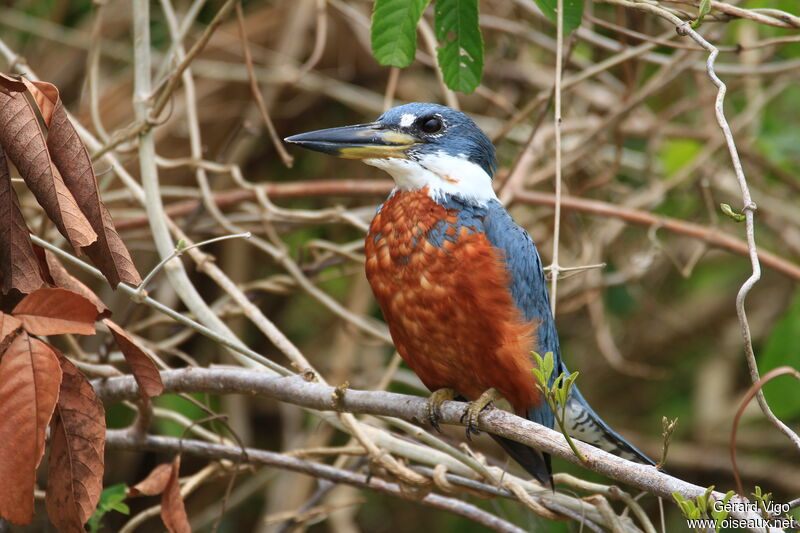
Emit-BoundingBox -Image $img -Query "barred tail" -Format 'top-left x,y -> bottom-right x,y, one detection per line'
564,384 -> 655,465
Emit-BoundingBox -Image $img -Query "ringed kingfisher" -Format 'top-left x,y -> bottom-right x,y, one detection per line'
286,102 -> 654,486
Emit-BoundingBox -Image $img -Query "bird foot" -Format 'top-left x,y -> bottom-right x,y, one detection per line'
427,388 -> 457,432
461,388 -> 501,440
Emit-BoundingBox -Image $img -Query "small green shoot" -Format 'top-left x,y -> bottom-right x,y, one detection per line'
87,484 -> 130,533
531,351 -> 585,462
752,486 -> 773,517
657,416 -> 678,470
720,203 -> 746,222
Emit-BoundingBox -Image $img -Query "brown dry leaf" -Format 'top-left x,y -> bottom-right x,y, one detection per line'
0,73 -> 26,93
0,332 -> 62,525
0,146 -> 44,294
161,456 -> 191,533
104,318 -> 164,397
128,463 -> 173,497
23,80 -> 141,287
13,287 -> 98,335
41,248 -> 110,317
45,353 -> 105,533
0,87 -> 96,250
0,312 -> 22,353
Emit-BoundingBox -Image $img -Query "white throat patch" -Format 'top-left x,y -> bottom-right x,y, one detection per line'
365,151 -> 497,205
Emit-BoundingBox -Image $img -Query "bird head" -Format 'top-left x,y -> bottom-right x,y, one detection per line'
285,103 -> 497,204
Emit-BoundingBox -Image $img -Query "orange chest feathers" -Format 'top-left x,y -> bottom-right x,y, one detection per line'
364,189 -> 542,412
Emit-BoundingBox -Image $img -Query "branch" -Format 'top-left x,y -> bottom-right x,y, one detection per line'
92,367 -> 773,529
105,431 -> 528,533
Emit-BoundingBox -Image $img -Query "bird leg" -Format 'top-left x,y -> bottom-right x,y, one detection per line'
462,388 -> 501,440
427,388 -> 457,432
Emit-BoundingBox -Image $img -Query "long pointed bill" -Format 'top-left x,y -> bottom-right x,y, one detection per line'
284,122 -> 420,159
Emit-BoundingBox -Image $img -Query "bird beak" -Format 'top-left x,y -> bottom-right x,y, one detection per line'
284,122 -> 420,159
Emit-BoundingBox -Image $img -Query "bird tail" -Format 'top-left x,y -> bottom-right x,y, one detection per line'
487,401 -> 555,488
489,434 -> 553,488
563,378 -> 655,466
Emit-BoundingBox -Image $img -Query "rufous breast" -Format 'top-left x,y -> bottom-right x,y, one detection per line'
364,189 -> 542,412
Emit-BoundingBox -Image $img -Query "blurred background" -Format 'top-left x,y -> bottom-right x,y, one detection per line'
1,0 -> 799,531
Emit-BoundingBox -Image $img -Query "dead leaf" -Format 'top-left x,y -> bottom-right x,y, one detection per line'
0,73 -> 26,93
41,248 -> 110,317
104,319 -> 163,397
0,88 -> 96,250
0,312 -> 22,352
24,80 -> 142,287
161,456 -> 191,533
0,146 -> 44,294
21,79 -> 57,125
13,287 -> 99,335
128,463 -> 173,497
0,332 -> 62,525
45,353 -> 105,533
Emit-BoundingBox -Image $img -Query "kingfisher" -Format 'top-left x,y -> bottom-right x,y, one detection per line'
286,103 -> 654,486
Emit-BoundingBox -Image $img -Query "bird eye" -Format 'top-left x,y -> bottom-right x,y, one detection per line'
420,116 -> 443,134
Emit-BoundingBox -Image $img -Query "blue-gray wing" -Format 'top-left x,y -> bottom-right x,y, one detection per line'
483,199 -> 561,371
482,200 -> 559,484
484,200 -> 655,466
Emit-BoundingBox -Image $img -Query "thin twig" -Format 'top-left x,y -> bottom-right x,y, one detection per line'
235,2 -> 294,167
136,232 -> 252,297
107,432 -> 529,533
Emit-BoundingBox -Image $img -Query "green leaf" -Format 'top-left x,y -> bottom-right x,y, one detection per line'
371,0 -> 431,67
108,501 -> 130,514
532,368 -> 546,387
673,493 -> 697,519
542,351 -> 555,380
710,491 -> 735,532
692,0 -> 711,28
88,484 -> 130,532
434,0 -> 484,93
760,290 -> 800,418
697,486 -> 714,514
532,0 -> 584,33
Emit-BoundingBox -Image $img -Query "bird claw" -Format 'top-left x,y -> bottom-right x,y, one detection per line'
461,388 -> 500,440
427,388 -> 457,433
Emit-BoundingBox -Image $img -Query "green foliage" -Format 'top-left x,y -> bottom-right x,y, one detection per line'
673,487 -> 734,533
87,484 -> 130,533
370,0 -> 585,93
533,0 -> 585,33
370,0 -> 485,93
692,0 -> 712,28
531,351 -> 584,461
371,0 -> 431,67
434,0 -> 484,93
760,291 -> 800,418
752,485 -> 773,516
